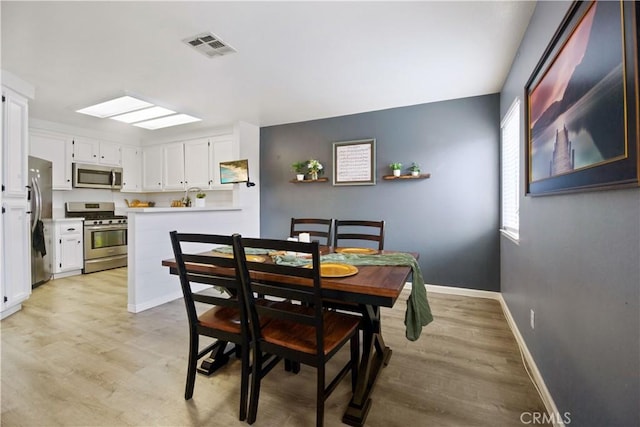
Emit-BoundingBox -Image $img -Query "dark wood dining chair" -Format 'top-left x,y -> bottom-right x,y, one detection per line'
169,231 -> 251,421
290,217 -> 333,245
333,219 -> 385,250
232,235 -> 360,427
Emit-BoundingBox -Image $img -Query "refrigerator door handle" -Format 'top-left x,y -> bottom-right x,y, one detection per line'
31,177 -> 42,232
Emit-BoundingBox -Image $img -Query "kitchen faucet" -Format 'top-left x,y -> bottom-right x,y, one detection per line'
183,186 -> 201,207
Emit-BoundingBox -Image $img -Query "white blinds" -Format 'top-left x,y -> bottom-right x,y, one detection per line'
501,99 -> 520,238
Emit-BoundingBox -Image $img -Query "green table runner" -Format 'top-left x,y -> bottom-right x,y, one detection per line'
211,245 -> 271,255
273,252 -> 433,341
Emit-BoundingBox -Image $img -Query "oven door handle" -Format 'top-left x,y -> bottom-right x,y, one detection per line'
84,224 -> 127,231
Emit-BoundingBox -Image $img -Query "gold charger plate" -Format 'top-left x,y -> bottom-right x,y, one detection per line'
306,263 -> 359,278
335,247 -> 378,255
210,252 -> 266,263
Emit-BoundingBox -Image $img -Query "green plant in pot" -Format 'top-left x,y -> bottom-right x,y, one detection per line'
409,162 -> 421,176
389,162 -> 402,177
195,192 -> 206,207
291,161 -> 307,181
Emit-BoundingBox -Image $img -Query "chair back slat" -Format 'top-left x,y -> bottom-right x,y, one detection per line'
333,219 -> 385,250
290,218 -> 333,245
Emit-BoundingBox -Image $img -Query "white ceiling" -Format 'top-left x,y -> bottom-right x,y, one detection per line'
1,1 -> 536,142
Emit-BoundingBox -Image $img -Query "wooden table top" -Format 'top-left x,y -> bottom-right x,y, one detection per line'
162,248 -> 416,308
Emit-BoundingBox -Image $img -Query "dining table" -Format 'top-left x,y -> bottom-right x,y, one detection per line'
162,246 -> 423,427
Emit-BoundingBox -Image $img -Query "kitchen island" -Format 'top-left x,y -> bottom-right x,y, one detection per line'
126,205 -> 259,313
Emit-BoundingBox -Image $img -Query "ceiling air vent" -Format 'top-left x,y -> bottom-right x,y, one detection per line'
183,32 -> 236,58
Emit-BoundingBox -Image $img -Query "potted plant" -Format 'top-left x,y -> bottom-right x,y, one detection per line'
291,161 -> 307,181
389,162 -> 402,177
307,159 -> 323,180
409,162 -> 421,177
195,192 -> 206,207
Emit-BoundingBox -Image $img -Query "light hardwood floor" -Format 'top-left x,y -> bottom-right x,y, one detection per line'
1,268 -> 548,426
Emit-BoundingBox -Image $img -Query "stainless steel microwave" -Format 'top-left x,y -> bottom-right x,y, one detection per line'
72,163 -> 123,189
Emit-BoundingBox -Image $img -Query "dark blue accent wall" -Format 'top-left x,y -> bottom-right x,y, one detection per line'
501,2 -> 640,426
260,95 -> 500,291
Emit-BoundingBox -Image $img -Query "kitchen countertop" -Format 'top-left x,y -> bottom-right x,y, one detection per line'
124,206 -> 241,213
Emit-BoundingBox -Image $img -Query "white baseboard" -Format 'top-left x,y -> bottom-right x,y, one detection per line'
53,269 -> 83,280
421,283 -> 564,427
425,283 -> 501,300
1,303 -> 22,320
497,294 -> 565,427
127,290 -> 183,313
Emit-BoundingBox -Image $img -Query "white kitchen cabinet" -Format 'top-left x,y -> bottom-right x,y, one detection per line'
184,138 -> 211,189
72,136 -> 99,163
30,130 -> 73,190
142,145 -> 163,191
99,142 -> 122,166
141,131 -> 239,193
209,135 -> 238,188
73,137 -> 121,166
1,198 -> 31,318
162,142 -> 186,190
121,145 -> 141,192
2,76 -> 33,319
53,220 -> 83,277
2,87 -> 29,198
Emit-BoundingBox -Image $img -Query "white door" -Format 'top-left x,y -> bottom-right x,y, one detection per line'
162,143 -> 185,190
30,131 -> 73,190
121,146 -> 141,192
210,135 -> 237,188
59,234 -> 83,271
2,89 -> 29,197
1,199 -> 31,310
99,142 -> 121,166
72,137 -> 99,163
142,145 -> 163,191
184,138 -> 210,189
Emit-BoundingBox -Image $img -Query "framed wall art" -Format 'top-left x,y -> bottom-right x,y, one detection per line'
525,0 -> 639,195
332,139 -> 376,186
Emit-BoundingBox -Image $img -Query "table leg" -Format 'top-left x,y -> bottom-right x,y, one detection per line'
196,341 -> 236,376
342,305 -> 391,427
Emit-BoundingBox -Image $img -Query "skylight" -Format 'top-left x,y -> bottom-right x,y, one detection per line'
76,95 -> 201,130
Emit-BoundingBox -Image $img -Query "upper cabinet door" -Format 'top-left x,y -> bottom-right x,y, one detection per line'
30,131 -> 73,190
142,145 -> 163,191
99,142 -> 121,166
72,137 -> 99,164
184,138 -> 210,189
162,143 -> 185,190
209,135 -> 238,188
121,146 -> 141,192
2,88 -> 29,198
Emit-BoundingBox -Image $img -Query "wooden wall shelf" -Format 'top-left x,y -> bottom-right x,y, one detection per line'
383,173 -> 431,180
289,177 -> 329,183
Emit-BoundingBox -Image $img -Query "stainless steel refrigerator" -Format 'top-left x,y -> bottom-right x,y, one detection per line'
28,156 -> 53,287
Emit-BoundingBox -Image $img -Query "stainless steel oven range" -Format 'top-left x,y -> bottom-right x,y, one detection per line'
65,202 -> 127,273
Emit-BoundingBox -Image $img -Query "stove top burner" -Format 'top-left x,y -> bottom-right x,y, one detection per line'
65,202 -> 127,224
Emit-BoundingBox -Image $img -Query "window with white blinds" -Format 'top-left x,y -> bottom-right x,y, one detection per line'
501,99 -> 520,239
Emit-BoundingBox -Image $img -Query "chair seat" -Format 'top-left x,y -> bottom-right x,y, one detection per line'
198,306 -> 243,333
199,301 -> 274,333
261,310 -> 360,355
